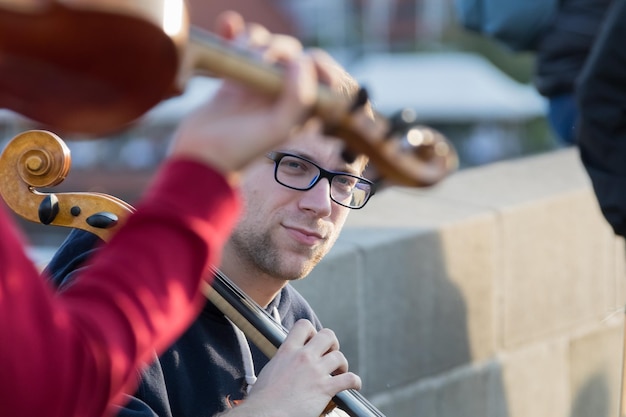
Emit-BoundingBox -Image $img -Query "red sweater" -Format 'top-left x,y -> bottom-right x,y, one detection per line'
0,158 -> 240,417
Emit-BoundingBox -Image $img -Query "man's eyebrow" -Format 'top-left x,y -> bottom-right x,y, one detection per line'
338,157 -> 368,175
326,162 -> 363,176
278,149 -> 364,174
339,164 -> 362,175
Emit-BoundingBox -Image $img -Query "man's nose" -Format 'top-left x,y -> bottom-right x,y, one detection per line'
298,178 -> 332,216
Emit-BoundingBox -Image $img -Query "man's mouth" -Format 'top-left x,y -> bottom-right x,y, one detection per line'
283,225 -> 324,246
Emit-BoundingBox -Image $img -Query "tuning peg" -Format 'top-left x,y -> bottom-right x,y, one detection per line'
349,87 -> 370,113
86,212 -> 119,229
38,194 -> 60,225
386,108 -> 418,137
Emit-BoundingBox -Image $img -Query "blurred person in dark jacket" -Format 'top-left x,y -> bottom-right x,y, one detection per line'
454,0 -> 612,145
535,0 -> 612,145
577,0 -> 626,238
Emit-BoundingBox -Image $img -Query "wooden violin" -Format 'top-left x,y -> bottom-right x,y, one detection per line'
0,129 -> 385,417
0,0 -> 457,188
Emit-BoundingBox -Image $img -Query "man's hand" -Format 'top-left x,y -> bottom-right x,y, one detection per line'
168,11 -> 317,184
223,319 -> 361,417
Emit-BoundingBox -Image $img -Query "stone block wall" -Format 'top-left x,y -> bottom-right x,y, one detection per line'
292,148 -> 626,417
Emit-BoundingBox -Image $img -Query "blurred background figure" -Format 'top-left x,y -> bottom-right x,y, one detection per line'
577,0 -> 626,238
453,0 -> 613,146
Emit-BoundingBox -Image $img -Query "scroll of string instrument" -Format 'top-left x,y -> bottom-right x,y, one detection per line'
0,1 -> 459,416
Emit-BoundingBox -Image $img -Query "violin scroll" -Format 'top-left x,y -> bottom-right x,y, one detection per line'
400,125 -> 458,183
329,109 -> 458,188
0,130 -> 134,241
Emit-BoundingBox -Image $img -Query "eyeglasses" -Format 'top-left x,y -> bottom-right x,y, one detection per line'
266,151 -> 375,209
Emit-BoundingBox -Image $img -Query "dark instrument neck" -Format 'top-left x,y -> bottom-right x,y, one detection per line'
208,268 -> 387,417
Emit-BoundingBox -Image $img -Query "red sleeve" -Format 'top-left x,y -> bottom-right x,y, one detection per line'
0,158 -> 240,417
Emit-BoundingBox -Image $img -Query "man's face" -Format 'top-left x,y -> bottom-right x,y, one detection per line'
227,121 -> 366,281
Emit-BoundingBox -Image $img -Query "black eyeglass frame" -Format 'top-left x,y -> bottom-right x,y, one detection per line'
266,151 -> 375,209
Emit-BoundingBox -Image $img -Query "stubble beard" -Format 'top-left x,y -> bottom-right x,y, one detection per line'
230,227 -> 326,281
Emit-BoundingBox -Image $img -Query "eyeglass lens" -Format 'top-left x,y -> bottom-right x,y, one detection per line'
274,154 -> 371,208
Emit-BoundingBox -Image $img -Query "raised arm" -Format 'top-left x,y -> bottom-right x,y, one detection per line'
0,10 -> 317,417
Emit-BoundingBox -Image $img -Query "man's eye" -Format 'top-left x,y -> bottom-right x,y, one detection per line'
285,161 -> 302,169
335,176 -> 357,187
279,158 -> 310,173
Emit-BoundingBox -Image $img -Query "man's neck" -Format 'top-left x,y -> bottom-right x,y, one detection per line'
218,264 -> 285,308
